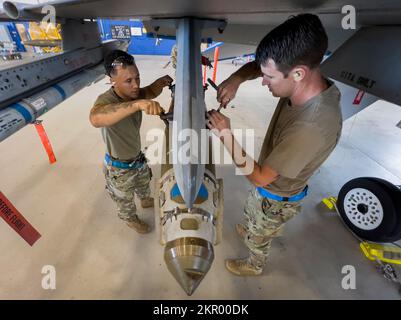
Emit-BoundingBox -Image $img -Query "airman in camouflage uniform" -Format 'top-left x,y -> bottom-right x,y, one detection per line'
238,188 -> 302,270
90,50 -> 172,233
207,14 -> 342,276
103,152 -> 153,223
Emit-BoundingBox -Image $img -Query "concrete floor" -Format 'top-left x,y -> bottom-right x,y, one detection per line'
0,55 -> 401,299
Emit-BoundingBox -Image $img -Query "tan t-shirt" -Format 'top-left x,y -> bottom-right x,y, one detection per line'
258,80 -> 342,197
94,88 -> 142,160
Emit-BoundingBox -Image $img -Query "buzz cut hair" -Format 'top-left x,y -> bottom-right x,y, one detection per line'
104,50 -> 136,76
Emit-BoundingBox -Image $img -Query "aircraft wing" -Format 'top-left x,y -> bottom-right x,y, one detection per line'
1,0 -> 400,128
0,0 -> 399,46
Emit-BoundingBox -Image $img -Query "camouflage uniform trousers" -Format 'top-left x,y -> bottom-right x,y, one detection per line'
103,160 -> 152,222
242,187 -> 303,269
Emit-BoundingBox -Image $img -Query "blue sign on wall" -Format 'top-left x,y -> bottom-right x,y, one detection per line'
0,22 -> 26,52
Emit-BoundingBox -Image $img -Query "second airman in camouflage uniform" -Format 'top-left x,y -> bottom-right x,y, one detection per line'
90,50 -> 172,233
238,188 -> 302,270
207,14 -> 342,276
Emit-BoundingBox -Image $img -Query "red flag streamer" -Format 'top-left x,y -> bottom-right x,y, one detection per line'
34,121 -> 56,164
203,64 -> 207,86
0,192 -> 41,246
212,46 -> 220,83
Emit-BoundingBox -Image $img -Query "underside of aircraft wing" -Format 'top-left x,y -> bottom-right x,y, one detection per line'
1,0 -> 401,46
5,0 -> 400,24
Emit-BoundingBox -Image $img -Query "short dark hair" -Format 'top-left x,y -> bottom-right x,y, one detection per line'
104,50 -> 135,76
255,14 -> 328,76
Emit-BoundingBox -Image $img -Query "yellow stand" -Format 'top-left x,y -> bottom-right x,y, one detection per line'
322,196 -> 337,210
360,242 -> 401,265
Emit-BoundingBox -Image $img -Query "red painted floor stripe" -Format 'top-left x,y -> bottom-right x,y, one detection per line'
0,192 -> 41,246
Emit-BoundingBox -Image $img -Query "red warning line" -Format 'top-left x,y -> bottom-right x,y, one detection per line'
0,192 -> 41,246
34,121 -> 57,164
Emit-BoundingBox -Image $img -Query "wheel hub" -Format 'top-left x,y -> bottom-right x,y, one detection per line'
343,188 -> 384,230
357,203 -> 369,215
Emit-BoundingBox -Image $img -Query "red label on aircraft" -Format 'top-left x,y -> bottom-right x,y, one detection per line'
353,90 -> 365,105
0,192 -> 41,246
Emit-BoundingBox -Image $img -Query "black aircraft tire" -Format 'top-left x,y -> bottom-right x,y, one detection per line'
337,177 -> 401,242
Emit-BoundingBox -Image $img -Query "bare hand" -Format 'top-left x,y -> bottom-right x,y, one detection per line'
138,100 -> 164,115
206,110 -> 232,138
217,75 -> 241,109
155,75 -> 173,88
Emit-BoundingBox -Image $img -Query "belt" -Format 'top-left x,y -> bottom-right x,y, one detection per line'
256,185 -> 308,202
104,153 -> 145,169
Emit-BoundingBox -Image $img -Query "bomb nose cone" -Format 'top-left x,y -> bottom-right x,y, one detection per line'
164,237 -> 214,296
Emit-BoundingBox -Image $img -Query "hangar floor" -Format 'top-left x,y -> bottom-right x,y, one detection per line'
0,55 -> 400,299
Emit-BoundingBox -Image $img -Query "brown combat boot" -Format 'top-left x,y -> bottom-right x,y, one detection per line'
126,218 -> 151,234
225,258 -> 263,276
140,197 -> 154,208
